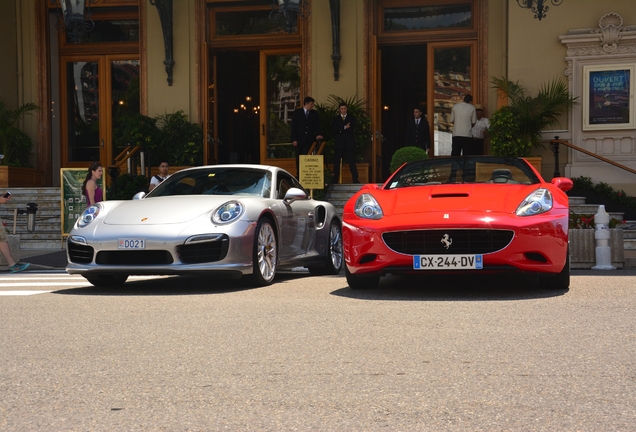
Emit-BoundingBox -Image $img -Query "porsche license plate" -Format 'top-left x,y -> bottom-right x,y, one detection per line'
413,254 -> 483,270
118,238 -> 146,249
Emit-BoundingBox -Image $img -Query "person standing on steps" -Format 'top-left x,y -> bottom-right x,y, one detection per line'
290,96 -> 323,178
450,94 -> 477,156
332,102 -> 359,184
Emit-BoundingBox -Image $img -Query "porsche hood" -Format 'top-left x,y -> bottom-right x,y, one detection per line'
102,196 -> 223,225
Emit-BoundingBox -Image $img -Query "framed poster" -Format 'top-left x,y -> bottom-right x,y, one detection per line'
583,64 -> 635,130
60,168 -> 105,236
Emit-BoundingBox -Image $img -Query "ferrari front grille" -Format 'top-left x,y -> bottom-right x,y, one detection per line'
95,250 -> 174,265
177,235 -> 229,264
382,229 -> 514,255
67,241 -> 94,264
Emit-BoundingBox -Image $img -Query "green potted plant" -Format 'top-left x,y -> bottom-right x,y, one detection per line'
489,77 -> 576,158
0,99 -> 38,167
389,146 -> 429,173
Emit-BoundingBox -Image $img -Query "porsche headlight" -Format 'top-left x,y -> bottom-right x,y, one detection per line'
354,193 -> 383,219
78,204 -> 102,228
212,200 -> 244,224
516,188 -> 553,216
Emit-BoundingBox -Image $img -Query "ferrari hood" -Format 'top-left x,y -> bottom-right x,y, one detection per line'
379,184 -> 539,216
102,196 -> 219,225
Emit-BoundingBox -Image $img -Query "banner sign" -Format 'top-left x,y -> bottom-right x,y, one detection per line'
60,168 -> 104,236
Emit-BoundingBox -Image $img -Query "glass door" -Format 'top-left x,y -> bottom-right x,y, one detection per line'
61,55 -> 140,169
261,50 -> 301,171
428,43 -> 475,156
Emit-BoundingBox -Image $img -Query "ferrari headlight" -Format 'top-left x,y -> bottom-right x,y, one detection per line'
78,204 -> 102,228
516,188 -> 553,216
212,200 -> 244,224
354,193 -> 383,219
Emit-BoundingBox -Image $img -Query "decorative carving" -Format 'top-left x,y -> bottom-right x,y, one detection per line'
149,0 -> 174,86
597,12 -> 624,53
329,0 -> 341,81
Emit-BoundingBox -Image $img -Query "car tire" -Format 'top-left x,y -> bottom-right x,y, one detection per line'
345,265 -> 380,290
308,219 -> 343,276
251,218 -> 277,286
84,274 -> 128,287
541,250 -> 570,290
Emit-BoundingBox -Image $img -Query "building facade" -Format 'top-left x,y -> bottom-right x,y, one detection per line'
1,0 -> 635,193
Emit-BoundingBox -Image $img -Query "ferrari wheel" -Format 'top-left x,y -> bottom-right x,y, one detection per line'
84,274 -> 128,287
252,218 -> 277,286
345,265 -> 379,290
541,250 -> 570,290
309,220 -> 343,276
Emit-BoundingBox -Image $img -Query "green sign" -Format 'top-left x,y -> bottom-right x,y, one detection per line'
60,168 -> 104,236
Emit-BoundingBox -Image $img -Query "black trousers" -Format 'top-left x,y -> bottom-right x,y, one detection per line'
333,143 -> 359,183
451,136 -> 473,156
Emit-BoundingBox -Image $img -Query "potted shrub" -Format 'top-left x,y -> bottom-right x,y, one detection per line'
390,146 -> 429,173
0,99 -> 42,187
489,77 -> 576,159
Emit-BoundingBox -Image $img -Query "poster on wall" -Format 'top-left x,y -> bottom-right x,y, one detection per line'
60,168 -> 105,236
583,64 -> 635,130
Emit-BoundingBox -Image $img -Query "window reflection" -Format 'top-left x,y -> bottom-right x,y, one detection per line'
384,4 -> 472,32
266,54 -> 301,160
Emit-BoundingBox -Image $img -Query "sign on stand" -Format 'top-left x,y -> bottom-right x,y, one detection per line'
60,168 -> 105,236
299,155 -> 324,197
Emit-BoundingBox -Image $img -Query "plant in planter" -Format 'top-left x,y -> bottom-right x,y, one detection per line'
0,99 -> 39,167
489,77 -> 576,158
115,110 -> 203,167
390,146 -> 429,173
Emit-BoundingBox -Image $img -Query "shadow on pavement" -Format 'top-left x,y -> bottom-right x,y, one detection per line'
331,273 -> 570,301
52,271 -> 312,296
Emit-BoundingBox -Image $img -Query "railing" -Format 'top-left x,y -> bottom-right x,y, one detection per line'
550,136 -> 636,178
108,144 -> 148,182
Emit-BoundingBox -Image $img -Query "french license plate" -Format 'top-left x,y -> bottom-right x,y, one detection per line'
118,238 -> 146,249
413,254 -> 483,270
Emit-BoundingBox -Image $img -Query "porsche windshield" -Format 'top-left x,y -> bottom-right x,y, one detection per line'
150,167 -> 272,197
386,156 -> 541,189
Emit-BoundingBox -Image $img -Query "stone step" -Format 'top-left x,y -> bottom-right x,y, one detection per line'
568,196 -> 587,205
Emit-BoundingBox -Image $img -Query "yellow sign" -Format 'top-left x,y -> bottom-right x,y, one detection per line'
299,155 -> 324,190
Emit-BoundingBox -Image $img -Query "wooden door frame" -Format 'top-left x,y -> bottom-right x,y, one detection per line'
59,54 -> 140,172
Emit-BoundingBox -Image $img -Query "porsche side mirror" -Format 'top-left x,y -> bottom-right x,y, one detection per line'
132,191 -> 146,200
551,177 -> 573,192
284,187 -> 307,204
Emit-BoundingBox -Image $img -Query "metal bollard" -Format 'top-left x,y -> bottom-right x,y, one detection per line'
591,205 -> 615,270
26,203 -> 38,232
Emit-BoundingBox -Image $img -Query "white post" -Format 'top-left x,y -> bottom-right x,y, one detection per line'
591,205 -> 615,270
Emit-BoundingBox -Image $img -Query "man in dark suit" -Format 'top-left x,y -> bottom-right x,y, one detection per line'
332,102 -> 359,184
404,107 -> 430,151
290,96 -> 323,178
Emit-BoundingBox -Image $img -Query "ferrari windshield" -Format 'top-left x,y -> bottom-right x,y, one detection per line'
149,167 -> 272,198
386,156 -> 541,189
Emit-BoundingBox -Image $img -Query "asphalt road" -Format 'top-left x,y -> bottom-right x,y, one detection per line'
1,269 -> 635,431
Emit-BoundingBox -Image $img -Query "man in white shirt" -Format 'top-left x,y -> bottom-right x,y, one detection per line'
471,104 -> 490,155
149,160 -> 170,191
450,94 -> 477,156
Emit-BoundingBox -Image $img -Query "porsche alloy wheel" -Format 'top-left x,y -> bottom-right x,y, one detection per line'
309,220 -> 343,276
345,265 -> 380,290
326,221 -> 344,274
84,274 -> 128,287
252,218 -> 277,286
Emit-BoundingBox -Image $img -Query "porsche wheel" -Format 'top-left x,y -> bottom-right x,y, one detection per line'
252,218 -> 277,286
308,220 -> 343,276
345,265 -> 379,290
84,274 -> 128,287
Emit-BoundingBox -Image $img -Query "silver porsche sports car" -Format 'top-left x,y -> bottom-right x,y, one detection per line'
66,165 -> 343,287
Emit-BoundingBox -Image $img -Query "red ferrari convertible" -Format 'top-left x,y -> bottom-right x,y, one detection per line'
342,156 -> 573,290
